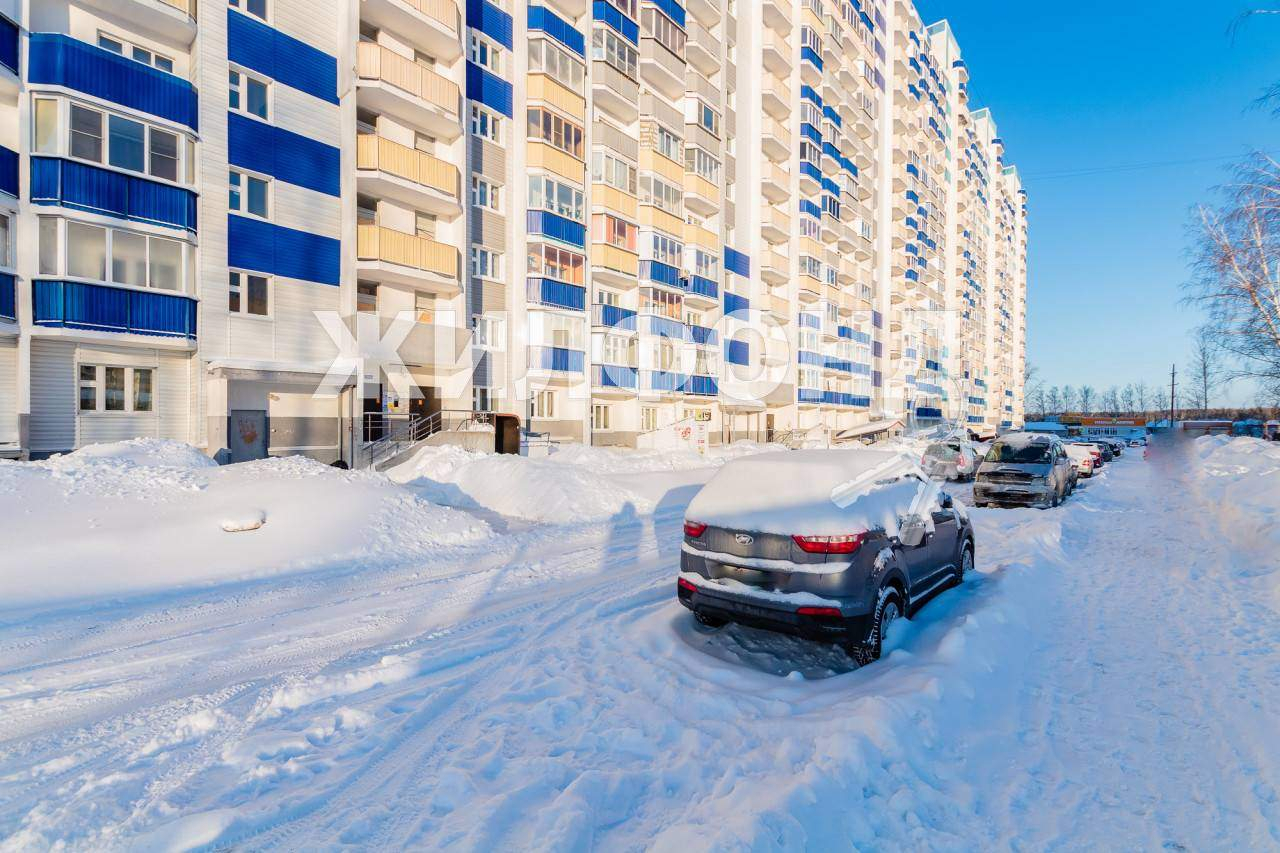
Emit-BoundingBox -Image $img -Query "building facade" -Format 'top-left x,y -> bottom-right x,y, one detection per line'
0,0 -> 1027,462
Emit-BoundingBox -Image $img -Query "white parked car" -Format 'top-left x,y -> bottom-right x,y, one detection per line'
921,440 -> 982,481
1064,443 -> 1097,478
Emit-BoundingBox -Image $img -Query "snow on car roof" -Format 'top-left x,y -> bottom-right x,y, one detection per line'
996,431 -> 1058,447
685,449 -> 936,537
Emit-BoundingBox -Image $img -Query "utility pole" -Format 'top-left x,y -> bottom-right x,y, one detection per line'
1169,363 -> 1177,427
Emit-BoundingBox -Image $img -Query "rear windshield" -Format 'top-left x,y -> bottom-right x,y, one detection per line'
986,442 -> 1052,464
925,444 -> 960,460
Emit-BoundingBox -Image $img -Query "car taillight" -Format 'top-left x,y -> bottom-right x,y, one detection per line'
797,606 -> 842,618
677,577 -> 697,594
683,520 -> 707,538
792,533 -> 866,554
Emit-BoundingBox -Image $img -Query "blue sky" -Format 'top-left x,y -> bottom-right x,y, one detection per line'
913,0 -> 1280,404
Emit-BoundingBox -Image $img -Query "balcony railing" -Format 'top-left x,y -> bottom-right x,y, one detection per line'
591,303 -> 637,331
32,279 -> 196,339
527,277 -> 586,311
357,133 -> 459,199
0,273 -> 15,322
357,42 -> 459,116
31,157 -> 198,232
357,224 -> 458,280
398,0 -> 459,32
593,364 -> 638,389
530,345 -> 585,373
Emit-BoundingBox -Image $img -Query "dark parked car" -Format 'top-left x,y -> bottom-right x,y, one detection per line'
973,433 -> 1075,508
677,449 -> 974,665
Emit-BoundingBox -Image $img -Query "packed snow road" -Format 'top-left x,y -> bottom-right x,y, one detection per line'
1,436 -> 1278,850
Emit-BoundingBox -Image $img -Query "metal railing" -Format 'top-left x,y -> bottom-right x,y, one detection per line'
361,409 -> 498,469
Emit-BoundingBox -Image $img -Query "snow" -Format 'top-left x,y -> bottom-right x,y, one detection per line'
2,435 -> 1280,849
0,439 -> 490,607
685,448 -> 935,537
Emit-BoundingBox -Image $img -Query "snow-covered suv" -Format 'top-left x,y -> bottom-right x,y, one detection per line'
973,433 -> 1075,508
677,449 -> 974,665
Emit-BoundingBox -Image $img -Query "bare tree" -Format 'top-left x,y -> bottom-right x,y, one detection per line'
1121,384 -> 1136,414
1079,385 -> 1096,415
1027,385 -> 1048,421
1185,154 -> 1280,401
1134,381 -> 1151,417
1103,386 -> 1122,415
1063,385 -> 1079,414
1188,327 -> 1228,416
1023,362 -> 1044,417
1046,386 -> 1063,416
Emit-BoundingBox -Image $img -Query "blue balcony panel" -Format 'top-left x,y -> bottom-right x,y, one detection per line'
687,274 -> 718,299
530,345 -> 584,373
31,157 -> 197,232
28,33 -> 199,130
467,62 -> 514,117
723,291 -> 749,316
800,46 -> 823,70
228,113 -> 340,197
528,5 -> 584,55
639,259 -> 681,287
526,277 -> 586,310
650,0 -> 686,28
32,279 -> 197,338
0,145 -> 16,198
592,1 -> 639,45
228,214 -> 340,286
872,370 -> 882,388
686,374 -> 717,397
798,350 -> 823,367
227,10 -> 338,104
726,338 -> 748,366
467,0 -> 515,48
593,303 -> 636,330
528,210 -> 586,248
968,415 -> 985,424
593,363 -> 638,389
688,324 -> 717,346
915,407 -> 944,419
798,388 -> 823,404
0,272 -> 14,321
799,312 -> 820,329
0,14 -> 17,75
724,246 -> 750,277
639,314 -> 686,340
642,370 -> 688,393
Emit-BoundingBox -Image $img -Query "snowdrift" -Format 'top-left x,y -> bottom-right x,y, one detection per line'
0,440 -> 490,608
1192,435 -> 1280,576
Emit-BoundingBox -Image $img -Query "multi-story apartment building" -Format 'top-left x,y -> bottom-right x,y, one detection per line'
0,0 -> 1027,463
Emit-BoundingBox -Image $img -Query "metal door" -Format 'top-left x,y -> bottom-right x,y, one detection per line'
229,410 -> 268,462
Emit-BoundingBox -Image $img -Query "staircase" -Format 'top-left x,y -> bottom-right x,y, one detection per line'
361,410 -> 496,471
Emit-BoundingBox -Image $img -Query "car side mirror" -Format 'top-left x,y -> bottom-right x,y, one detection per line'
940,492 -> 954,509
898,515 -> 927,547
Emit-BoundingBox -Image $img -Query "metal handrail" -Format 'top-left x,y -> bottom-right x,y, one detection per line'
361,409 -> 502,469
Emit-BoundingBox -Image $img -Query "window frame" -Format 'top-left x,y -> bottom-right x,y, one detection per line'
470,246 -> 503,280
76,364 -> 156,415
229,0 -> 270,23
470,104 -> 503,144
468,32 -> 504,75
97,31 -> 176,74
36,97 -> 194,187
228,168 -> 271,220
470,174 -> 503,212
228,268 -> 272,318
228,65 -> 271,121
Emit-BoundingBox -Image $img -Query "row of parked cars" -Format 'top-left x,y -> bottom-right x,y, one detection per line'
674,430 -> 1146,666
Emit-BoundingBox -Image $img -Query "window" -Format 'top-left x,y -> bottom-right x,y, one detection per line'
642,7 -> 686,59
70,105 -> 103,162
51,220 -> 190,290
601,333 -> 633,366
689,248 -> 719,280
39,218 -> 58,275
415,293 -> 435,324
0,214 -> 10,269
229,68 -> 269,119
648,231 -> 683,266
533,390 -> 556,419
641,406 -> 657,432
591,150 -> 637,195
526,107 -> 584,158
639,174 -> 683,216
473,386 -> 493,412
592,404 -> 611,431
684,147 -> 720,183
697,101 -> 720,138
34,98 -> 58,154
470,105 -> 503,144
149,128 -> 179,181
98,33 -> 174,73
469,33 -> 503,75
229,270 -> 270,316
529,38 -> 585,91
473,315 -> 504,350
229,170 -> 270,218
470,246 -> 502,279
67,222 -> 107,281
593,213 -> 636,251
652,123 -> 681,162
527,174 -> 585,222
58,102 -> 190,183
471,175 -> 502,212
592,27 -> 638,80
78,366 -> 154,413
229,0 -> 268,22
108,114 -> 146,172
527,243 -> 584,285
357,282 -> 378,313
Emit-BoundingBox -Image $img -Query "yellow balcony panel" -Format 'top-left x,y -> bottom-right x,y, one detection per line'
683,174 -> 719,216
801,237 -> 825,258
527,141 -> 585,182
357,224 -> 459,293
592,243 -> 640,278
638,205 -> 685,236
639,149 -> 686,185
683,221 -> 718,249
357,43 -> 461,141
356,133 -> 461,217
360,0 -> 461,62
527,73 -> 586,121
593,185 -> 638,218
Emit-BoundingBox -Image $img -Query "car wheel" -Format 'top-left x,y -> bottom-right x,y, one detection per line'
694,611 -> 727,629
849,586 -> 904,666
1050,486 -> 1061,508
956,541 -> 973,583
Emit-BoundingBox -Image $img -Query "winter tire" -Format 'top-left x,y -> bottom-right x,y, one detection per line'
849,586 -> 903,666
957,542 -> 973,583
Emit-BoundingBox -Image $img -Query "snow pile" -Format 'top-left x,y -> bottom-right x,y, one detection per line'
1192,435 -> 1280,569
0,440 -> 490,608
388,441 -> 785,524
686,448 -> 935,537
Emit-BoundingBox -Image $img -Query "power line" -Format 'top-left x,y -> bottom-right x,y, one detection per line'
1025,150 -> 1277,181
